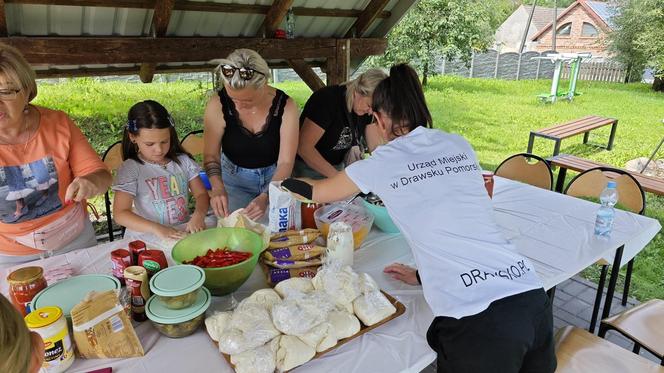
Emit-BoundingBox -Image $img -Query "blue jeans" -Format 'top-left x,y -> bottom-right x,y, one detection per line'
221,154 -> 276,213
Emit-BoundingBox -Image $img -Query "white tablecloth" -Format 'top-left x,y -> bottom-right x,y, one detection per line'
1,177 -> 660,373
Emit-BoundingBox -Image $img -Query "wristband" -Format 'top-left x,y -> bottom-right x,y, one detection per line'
415,270 -> 422,285
281,178 -> 313,200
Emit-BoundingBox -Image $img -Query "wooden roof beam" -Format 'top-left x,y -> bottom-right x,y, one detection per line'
287,59 -> 325,92
259,0 -> 294,38
344,0 -> 390,38
3,0 -> 391,19
2,37 -> 387,64
140,0 -> 175,83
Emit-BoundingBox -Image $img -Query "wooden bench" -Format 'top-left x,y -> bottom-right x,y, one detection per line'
527,115 -> 618,157
549,154 -> 664,196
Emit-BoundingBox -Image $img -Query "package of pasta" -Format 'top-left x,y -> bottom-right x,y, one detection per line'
269,229 -> 320,248
262,255 -> 323,269
266,266 -> 321,286
263,244 -> 325,262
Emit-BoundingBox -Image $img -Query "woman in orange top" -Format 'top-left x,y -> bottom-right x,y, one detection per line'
0,43 -> 112,264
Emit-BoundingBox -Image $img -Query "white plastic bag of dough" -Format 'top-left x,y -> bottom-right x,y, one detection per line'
218,209 -> 271,250
271,291 -> 333,335
219,301 -> 281,355
312,264 -> 360,313
275,335 -> 316,371
327,310 -> 361,340
230,337 -> 279,373
205,311 -> 232,342
297,322 -> 338,352
352,291 -> 397,327
246,288 -> 283,312
358,272 -> 380,294
274,277 -> 314,298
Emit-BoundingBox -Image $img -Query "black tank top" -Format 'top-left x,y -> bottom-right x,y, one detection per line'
219,88 -> 288,169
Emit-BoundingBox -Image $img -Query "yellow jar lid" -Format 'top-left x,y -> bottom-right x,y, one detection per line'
7,266 -> 44,285
25,306 -> 63,329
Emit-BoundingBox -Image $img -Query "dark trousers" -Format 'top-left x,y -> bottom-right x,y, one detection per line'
426,288 -> 556,373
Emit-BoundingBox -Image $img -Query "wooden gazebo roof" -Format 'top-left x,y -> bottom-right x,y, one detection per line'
0,0 -> 416,90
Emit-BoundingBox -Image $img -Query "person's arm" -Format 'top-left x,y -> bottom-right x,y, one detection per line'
383,263 -> 420,285
364,123 -> 383,153
112,190 -> 187,239
186,176 -> 210,233
203,93 -> 229,217
244,98 -> 300,220
65,168 -> 113,203
297,118 -> 341,178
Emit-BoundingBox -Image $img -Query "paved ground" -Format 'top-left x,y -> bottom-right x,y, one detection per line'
420,275 -> 660,372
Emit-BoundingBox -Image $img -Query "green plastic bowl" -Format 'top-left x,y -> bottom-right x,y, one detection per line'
361,199 -> 400,234
171,227 -> 263,296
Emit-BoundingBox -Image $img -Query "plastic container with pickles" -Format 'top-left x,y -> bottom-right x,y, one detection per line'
149,265 -> 205,310
145,286 -> 211,338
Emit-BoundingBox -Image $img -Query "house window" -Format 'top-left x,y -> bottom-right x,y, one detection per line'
556,23 -> 572,36
582,22 -> 598,37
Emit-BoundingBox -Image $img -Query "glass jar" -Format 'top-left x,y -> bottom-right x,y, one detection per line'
8,266 -> 47,316
301,200 -> 322,229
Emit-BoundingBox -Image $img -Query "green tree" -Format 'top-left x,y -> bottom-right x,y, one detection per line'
521,0 -> 576,8
609,0 -> 664,90
370,0 -> 511,85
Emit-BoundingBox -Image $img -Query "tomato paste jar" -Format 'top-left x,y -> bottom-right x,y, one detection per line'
138,250 -> 168,277
111,249 -> 132,285
128,240 -> 147,264
7,266 -> 47,316
301,200 -> 322,229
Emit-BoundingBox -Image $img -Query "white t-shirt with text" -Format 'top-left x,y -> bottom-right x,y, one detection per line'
346,127 -> 542,319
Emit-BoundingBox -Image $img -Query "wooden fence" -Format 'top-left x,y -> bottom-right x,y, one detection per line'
560,61 -> 627,82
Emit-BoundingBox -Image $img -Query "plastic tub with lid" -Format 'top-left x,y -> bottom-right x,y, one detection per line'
145,286 -> 211,338
314,202 -> 374,249
149,265 -> 206,310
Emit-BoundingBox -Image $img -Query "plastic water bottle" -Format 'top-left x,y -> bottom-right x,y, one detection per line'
594,181 -> 618,237
286,8 -> 295,39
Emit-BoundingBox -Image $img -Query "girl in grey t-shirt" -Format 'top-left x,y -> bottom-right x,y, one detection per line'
112,100 -> 211,240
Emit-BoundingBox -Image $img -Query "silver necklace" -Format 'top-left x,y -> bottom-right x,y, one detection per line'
138,154 -> 170,169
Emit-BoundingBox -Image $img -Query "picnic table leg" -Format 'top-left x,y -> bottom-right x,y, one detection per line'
546,286 -> 556,300
589,265 -> 608,333
607,121 -> 618,150
621,258 -> 634,306
555,167 -> 567,193
583,131 -> 590,144
601,245 -> 625,320
553,140 -> 561,157
527,133 -> 535,154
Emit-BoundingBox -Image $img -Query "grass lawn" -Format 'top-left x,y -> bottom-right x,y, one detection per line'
34,75 -> 664,300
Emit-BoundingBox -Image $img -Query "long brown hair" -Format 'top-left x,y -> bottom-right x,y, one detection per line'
121,100 -> 193,164
0,294 -> 32,373
371,64 -> 432,137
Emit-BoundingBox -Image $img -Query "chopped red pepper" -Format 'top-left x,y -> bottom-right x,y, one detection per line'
184,248 -> 252,268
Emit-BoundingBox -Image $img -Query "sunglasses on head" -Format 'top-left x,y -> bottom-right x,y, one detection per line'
220,64 -> 265,81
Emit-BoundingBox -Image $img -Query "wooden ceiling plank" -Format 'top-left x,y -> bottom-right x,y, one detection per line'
344,0 -> 391,38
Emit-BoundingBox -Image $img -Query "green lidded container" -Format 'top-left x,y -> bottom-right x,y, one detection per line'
171,227 -> 263,296
31,274 -> 121,317
149,265 -> 205,310
145,286 -> 211,338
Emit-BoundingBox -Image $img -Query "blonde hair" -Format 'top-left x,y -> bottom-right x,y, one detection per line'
343,68 -> 387,112
214,48 -> 270,90
0,43 -> 37,102
0,294 -> 32,373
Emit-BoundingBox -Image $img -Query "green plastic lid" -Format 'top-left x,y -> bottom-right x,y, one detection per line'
31,274 -> 121,316
145,286 -> 211,324
149,265 -> 205,297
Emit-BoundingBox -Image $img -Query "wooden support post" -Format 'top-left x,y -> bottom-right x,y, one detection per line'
259,0 -> 293,37
140,0 -> 175,83
287,59 -> 325,92
327,39 -> 349,86
344,0 -> 390,38
0,0 -> 7,36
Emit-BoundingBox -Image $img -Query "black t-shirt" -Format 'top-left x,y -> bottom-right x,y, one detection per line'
219,88 -> 289,169
300,85 -> 373,166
